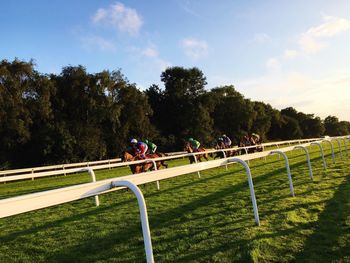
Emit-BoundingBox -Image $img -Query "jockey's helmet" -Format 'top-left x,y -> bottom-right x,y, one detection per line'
145,139 -> 149,144
130,138 -> 138,144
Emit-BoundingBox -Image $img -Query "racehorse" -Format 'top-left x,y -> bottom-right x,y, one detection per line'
239,135 -> 263,154
121,149 -> 168,174
184,142 -> 209,163
122,150 -> 144,174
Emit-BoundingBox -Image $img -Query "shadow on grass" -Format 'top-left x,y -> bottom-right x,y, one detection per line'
1,151 -> 346,262
293,173 -> 350,262
1,154 -> 329,244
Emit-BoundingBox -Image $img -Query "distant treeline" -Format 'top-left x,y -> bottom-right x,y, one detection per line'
1,59 -> 349,169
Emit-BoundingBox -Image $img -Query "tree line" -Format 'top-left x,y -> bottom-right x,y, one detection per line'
1,59 -> 349,169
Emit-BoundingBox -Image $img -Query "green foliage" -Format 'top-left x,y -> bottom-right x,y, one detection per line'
0,60 -> 156,167
1,59 -> 349,168
205,85 -> 255,143
148,66 -> 212,146
325,116 -> 350,136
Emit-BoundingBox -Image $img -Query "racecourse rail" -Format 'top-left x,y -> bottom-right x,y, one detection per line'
0,152 -> 185,177
0,136 -> 349,263
0,137 -> 337,183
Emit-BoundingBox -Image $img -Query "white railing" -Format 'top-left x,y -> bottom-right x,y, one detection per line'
0,138 -> 322,183
0,151 -> 190,177
2,136 -> 347,178
0,158 -> 121,176
0,137 -> 348,263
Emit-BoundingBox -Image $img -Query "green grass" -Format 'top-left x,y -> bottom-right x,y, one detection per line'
1,142 -> 349,262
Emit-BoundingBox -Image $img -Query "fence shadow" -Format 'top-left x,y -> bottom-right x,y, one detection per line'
293,173 -> 350,262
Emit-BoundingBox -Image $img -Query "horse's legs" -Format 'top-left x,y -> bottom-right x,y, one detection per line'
161,161 -> 168,168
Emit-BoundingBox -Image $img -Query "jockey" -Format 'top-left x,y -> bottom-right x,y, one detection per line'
144,139 -> 157,154
188,138 -> 200,152
251,133 -> 261,144
130,138 -> 148,159
222,134 -> 232,148
216,137 -> 225,149
241,135 -> 251,146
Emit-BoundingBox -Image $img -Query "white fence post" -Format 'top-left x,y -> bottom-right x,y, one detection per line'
150,160 -> 160,190
269,150 -> 295,197
333,138 -> 343,159
323,140 -> 335,164
112,180 -> 154,263
191,153 -> 201,178
85,168 -> 100,206
293,146 -> 313,181
227,158 -> 260,226
311,142 -> 327,171
342,138 -> 348,156
221,150 -> 228,171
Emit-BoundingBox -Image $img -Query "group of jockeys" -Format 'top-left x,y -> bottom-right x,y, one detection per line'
129,138 -> 157,159
128,133 -> 261,160
239,133 -> 261,147
215,134 -> 232,149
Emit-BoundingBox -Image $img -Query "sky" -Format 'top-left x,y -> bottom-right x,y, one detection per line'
1,0 -> 350,121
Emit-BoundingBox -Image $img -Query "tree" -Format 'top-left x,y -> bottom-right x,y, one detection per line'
158,66 -> 212,145
0,59 -> 46,167
279,115 -> 303,139
339,121 -> 350,135
251,102 -> 272,141
324,116 -> 341,136
301,116 -> 325,137
206,86 -> 255,143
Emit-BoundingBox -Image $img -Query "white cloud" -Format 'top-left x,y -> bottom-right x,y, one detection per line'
306,15 -> 350,38
296,15 -> 350,55
128,45 -> 171,72
178,0 -> 203,19
181,38 -> 208,59
92,2 -> 143,36
298,34 -> 327,54
92,8 -> 108,23
253,33 -> 272,44
284,49 -> 298,59
266,58 -> 281,72
81,35 -> 117,52
141,47 -> 158,58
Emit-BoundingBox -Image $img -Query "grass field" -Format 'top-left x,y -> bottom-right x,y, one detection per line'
1,142 -> 349,262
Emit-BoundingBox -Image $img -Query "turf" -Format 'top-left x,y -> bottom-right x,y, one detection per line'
0,142 -> 349,262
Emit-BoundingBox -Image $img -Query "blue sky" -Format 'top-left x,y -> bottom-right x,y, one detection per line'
1,0 -> 350,120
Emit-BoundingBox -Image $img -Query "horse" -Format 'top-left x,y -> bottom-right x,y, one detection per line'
211,142 -> 233,159
184,142 -> 209,163
121,149 -> 168,174
239,135 -> 263,154
121,150 -> 144,174
145,152 -> 169,170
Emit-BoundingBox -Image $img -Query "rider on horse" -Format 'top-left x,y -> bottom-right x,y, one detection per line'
144,139 -> 157,154
130,138 -> 148,159
251,133 -> 260,144
216,137 -> 225,149
222,134 -> 232,148
188,138 -> 200,152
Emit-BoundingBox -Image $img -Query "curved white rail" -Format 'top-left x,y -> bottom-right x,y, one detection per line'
293,146 -> 313,181
269,150 -> 294,197
1,138 -> 348,262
